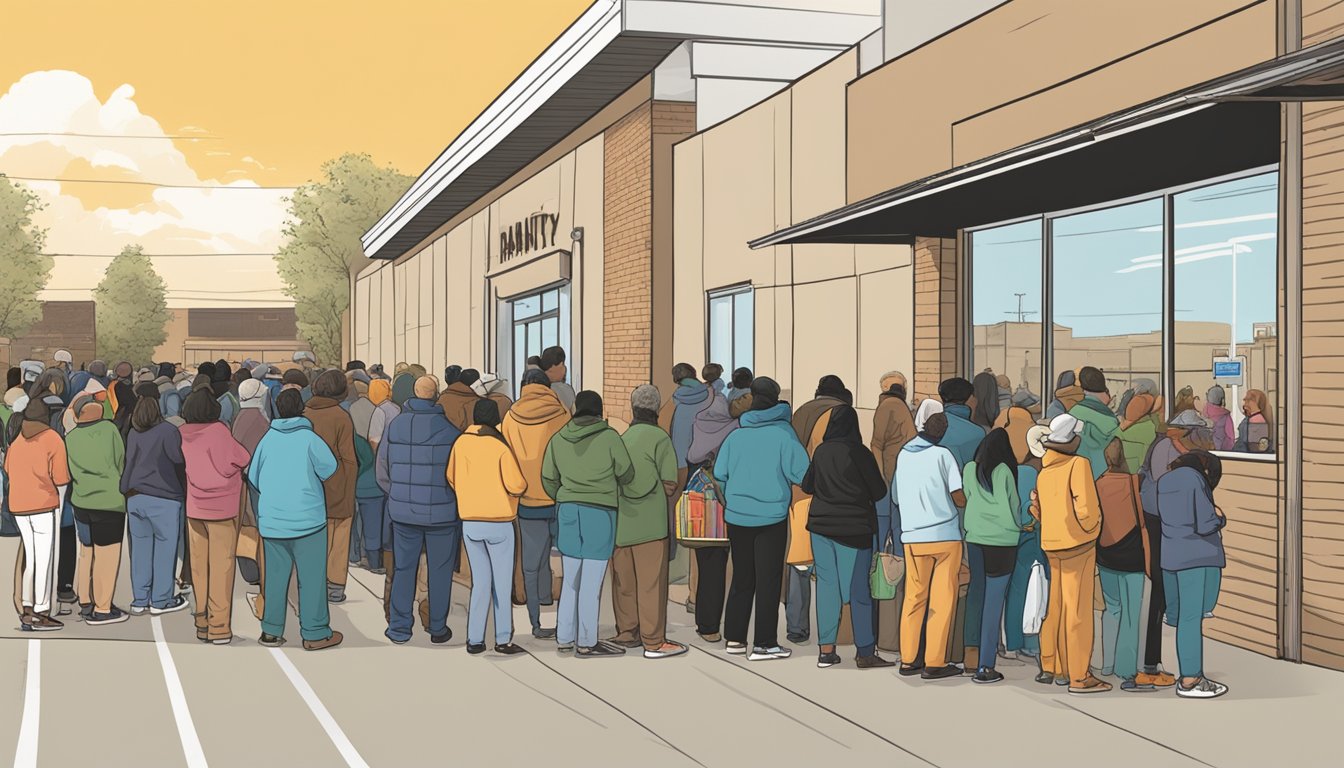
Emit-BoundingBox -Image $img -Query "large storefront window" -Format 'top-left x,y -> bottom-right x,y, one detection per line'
708,286 -> 754,375
511,286 -> 566,397
967,168 -> 1277,457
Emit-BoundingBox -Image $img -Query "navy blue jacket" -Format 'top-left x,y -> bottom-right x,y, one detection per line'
376,397 -> 461,526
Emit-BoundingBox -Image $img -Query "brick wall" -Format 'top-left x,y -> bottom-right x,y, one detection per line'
9,301 -> 97,366
912,237 -> 958,401
651,101 -> 697,405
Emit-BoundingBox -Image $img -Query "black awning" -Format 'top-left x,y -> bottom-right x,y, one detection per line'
750,36 -> 1344,249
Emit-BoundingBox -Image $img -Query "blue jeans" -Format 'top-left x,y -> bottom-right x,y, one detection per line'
261,529 -> 332,642
1171,567 -> 1222,679
964,540 -> 985,658
558,555 -> 608,648
519,513 -> 557,630
1098,566 -> 1144,680
126,495 -> 184,609
1165,568 -> 1221,623
811,534 -> 875,656
463,521 -> 515,645
387,520 -> 460,642
875,491 -> 898,554
1004,529 -> 1047,654
357,497 -> 385,568
349,499 -> 363,563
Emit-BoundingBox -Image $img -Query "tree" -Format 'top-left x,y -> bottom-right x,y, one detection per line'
93,244 -> 171,365
276,153 -> 412,365
0,176 -> 53,340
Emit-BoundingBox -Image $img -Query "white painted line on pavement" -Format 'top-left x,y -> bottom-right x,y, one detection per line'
151,617 -> 209,768
14,639 -> 40,768
270,649 -> 370,768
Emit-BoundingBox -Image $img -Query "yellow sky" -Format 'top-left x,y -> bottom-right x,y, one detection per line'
0,0 -> 591,305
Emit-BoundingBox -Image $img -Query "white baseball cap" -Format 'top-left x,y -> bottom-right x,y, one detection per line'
1046,413 -> 1085,444
53,349 -> 73,364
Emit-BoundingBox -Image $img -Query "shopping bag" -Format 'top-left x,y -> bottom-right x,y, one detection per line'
236,524 -> 262,586
870,552 -> 902,602
1023,560 -> 1048,635
675,467 -> 728,547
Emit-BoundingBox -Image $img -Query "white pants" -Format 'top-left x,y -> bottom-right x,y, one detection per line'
15,510 -> 59,614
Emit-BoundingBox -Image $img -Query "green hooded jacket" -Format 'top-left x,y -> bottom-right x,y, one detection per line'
617,423 -> 677,547
1069,396 -> 1120,481
1117,416 -> 1158,477
540,416 -> 635,510
66,419 -> 126,513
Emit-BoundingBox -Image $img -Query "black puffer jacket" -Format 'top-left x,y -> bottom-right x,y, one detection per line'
800,405 -> 885,549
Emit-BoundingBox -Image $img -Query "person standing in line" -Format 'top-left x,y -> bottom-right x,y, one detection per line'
701,364 -> 726,399
610,386 -> 686,660
349,375 -> 377,440
65,396 -> 129,625
871,371 -> 917,556
969,371 -> 1001,431
1045,371 -> 1083,421
713,377 -> 808,662
1069,366 -> 1120,482
961,428 -> 1021,684
366,379 -> 401,452
353,430 -> 386,575
1028,413 -> 1108,694
447,399 -> 528,656
29,369 -> 77,608
437,367 -> 482,431
179,390 -> 249,644
1202,386 -> 1235,452
1118,393 -> 1160,483
725,367 -> 754,419
304,370 -> 358,604
377,375 -> 462,646
1095,439 -> 1150,692
539,346 -> 577,414
1001,405 -> 1045,663
122,393 -> 189,617
801,404 -> 893,670
685,377 -> 738,641
895,413 -> 966,680
657,363 -> 712,494
937,376 -> 988,669
1156,450 -> 1228,699
6,398 -> 71,630
1233,389 -> 1274,454
249,389 -> 343,650
1135,418 -> 1182,690
541,391 -> 634,657
232,379 -> 272,618
501,369 -> 570,639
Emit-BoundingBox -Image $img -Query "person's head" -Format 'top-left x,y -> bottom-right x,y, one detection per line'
1045,413 -> 1085,450
749,377 -> 781,411
672,363 -> 697,384
87,360 -> 108,379
156,362 -> 174,380
231,369 -> 251,388
32,368 -> 65,399
22,397 -> 47,421
938,377 -> 974,407
971,371 -> 1001,427
368,379 -> 391,405
731,367 -> 753,390
1174,385 -> 1196,412
413,375 -> 440,400
573,390 -> 603,419
132,393 -> 164,432
522,369 -> 552,388
312,369 -> 348,400
346,360 -> 365,372
1054,370 -> 1076,390
212,359 -> 232,382
443,365 -> 463,386
53,349 -> 73,368
191,374 -> 213,393
181,389 -> 222,424
1104,438 -> 1129,473
1242,389 -> 1268,418
473,398 -> 502,428
920,412 -> 949,444
822,404 -> 862,445
1078,366 -> 1107,398
239,378 -> 268,407
282,369 -> 309,389
131,381 -> 157,401
275,389 -> 305,419
914,399 -> 943,432
701,363 -> 723,384
540,346 -> 567,382
879,371 -> 907,394
995,374 -> 1012,391
459,368 -> 481,388
526,355 -> 542,370
974,428 -> 1018,492
72,395 -> 102,424
630,384 -> 662,423
6,367 -> 20,391
1204,385 -> 1225,408
815,374 -> 846,400
1169,449 -> 1223,491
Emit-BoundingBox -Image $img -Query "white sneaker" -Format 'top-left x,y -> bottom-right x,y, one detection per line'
748,645 -> 792,661
150,595 -> 189,615
725,641 -> 747,655
644,642 -> 688,659
129,605 -> 150,616
1176,677 -> 1228,699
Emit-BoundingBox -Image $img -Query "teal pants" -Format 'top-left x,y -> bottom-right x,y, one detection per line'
1171,566 -> 1221,679
261,528 -> 333,642
1098,566 -> 1144,679
810,534 -> 876,656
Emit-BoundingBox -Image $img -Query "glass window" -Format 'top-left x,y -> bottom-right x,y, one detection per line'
510,286 -> 566,397
514,294 -> 541,320
733,291 -> 754,375
708,287 -> 753,376
542,289 -> 558,313
1173,171 -> 1278,454
970,220 -> 1043,408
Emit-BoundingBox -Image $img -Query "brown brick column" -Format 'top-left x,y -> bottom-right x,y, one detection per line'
603,103 -> 655,423
912,236 -> 959,402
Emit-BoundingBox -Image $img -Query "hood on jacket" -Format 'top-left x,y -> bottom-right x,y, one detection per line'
557,415 -> 611,443
239,379 -> 268,408
390,373 -> 415,406
20,418 -> 49,440
268,416 -> 314,434
740,402 -> 791,428
822,405 -> 863,445
673,380 -> 711,407
509,384 -> 568,425
369,379 -> 391,406
688,389 -> 738,464
305,395 -> 341,411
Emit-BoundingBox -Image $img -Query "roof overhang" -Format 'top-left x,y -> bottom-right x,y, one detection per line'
750,36 -> 1344,249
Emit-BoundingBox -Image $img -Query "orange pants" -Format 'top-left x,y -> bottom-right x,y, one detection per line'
1040,543 -> 1097,686
901,541 -> 962,668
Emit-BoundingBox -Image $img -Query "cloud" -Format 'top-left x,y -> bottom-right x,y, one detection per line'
0,70 -> 291,307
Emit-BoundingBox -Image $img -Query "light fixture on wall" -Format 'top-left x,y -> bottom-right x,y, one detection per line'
570,226 -> 584,243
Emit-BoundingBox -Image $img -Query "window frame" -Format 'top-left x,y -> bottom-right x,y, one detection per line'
706,283 -> 754,377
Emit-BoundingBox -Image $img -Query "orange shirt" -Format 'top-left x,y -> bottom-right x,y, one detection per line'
3,429 -> 71,514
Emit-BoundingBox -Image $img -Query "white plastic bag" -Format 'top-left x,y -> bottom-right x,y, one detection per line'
1023,560 -> 1049,635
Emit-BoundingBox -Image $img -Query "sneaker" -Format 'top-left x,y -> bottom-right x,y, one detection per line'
385,632 -> 410,645
603,636 -> 643,649
57,588 -> 77,604
327,585 -> 346,604
496,643 -> 527,656
1136,670 -> 1177,688
644,642 -> 688,660
1176,677 -> 1228,700
725,641 -> 747,655
467,643 -> 487,655
1203,611 -> 1215,619
786,632 -> 809,644
532,627 -> 557,640
1035,671 -> 1056,685
368,567 -> 387,576
899,663 -> 926,677
431,629 -> 453,645
1121,678 -> 1156,693
79,604 -> 94,621
258,634 -> 285,648
246,592 -> 261,620
129,605 -> 149,616
55,603 -> 72,616
576,643 -> 624,658
197,628 -> 209,643
557,642 -> 575,653
973,667 -> 1005,684
150,595 -> 190,616
1017,647 -> 1040,659
697,631 -> 722,643
1069,676 -> 1113,695
86,608 -> 129,626
921,664 -> 964,681
817,652 -> 842,668
176,580 -> 192,594
22,612 -> 63,632
855,654 -> 895,670
302,631 -> 344,651
1055,676 -> 1069,686
748,646 -> 792,661
596,641 -> 628,655
211,637 -> 232,646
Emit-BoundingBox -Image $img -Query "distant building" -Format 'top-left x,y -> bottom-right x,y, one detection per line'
4,301 -> 97,367
155,307 -> 311,367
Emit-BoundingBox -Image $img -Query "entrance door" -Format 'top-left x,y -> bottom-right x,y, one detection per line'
512,287 -> 563,397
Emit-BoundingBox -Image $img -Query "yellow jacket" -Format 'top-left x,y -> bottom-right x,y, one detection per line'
446,426 -> 527,522
1035,449 -> 1102,552
500,384 -> 571,507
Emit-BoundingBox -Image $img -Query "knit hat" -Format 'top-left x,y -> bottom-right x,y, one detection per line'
631,384 -> 662,413
239,379 -> 268,405
1046,413 -> 1085,444
369,379 -> 391,406
1206,385 -> 1226,407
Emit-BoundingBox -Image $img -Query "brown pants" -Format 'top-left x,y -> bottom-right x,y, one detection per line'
86,542 -> 122,614
1040,543 -> 1098,686
327,516 -> 352,587
611,539 -> 669,650
901,541 -> 962,669
188,517 -> 239,641
76,542 -> 93,607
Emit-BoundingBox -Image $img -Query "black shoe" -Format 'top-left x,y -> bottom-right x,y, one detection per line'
532,627 -> 557,640
467,643 -> 487,655
973,667 -> 1005,685
495,643 -> 526,655
577,643 -> 625,657
57,588 -> 77,604
817,652 -> 842,668
431,629 -> 453,645
899,663 -> 925,677
786,632 -> 809,644
921,664 -> 964,681
258,634 -> 285,648
1034,671 -> 1056,685
856,654 -> 896,670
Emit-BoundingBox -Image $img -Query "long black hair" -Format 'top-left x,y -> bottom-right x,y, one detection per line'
974,427 -> 1018,492
971,371 -> 1001,429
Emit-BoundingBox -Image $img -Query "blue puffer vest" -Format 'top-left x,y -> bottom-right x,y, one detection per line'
384,398 -> 461,526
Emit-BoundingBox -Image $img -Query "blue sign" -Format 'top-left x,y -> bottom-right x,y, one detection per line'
1213,361 -> 1243,378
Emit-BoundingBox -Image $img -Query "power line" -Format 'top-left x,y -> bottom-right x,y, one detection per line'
0,132 -> 221,140
1,174 -> 296,190
43,287 -> 288,295
42,252 -> 278,258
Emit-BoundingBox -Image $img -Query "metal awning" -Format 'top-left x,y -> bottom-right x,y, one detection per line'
750,37 -> 1344,249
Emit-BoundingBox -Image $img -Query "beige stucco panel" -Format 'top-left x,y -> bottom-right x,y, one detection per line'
701,98 -> 786,293
790,50 -> 855,222
575,134 -> 605,395
444,220 -> 476,370
793,277 -> 859,403
857,265 -> 914,411
673,135 -> 707,369
791,243 -> 858,285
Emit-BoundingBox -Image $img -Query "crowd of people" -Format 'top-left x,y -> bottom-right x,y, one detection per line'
0,345 -> 1240,698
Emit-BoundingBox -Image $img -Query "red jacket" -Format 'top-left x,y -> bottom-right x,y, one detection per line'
180,422 -> 250,520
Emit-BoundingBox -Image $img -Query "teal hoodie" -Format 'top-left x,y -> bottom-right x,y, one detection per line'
1070,396 -> 1120,481
541,416 -> 634,510
247,416 -> 338,539
354,433 -> 382,499
714,403 -> 809,527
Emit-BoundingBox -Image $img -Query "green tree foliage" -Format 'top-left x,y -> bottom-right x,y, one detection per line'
276,153 -> 411,365
93,244 -> 171,365
0,176 -> 53,340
